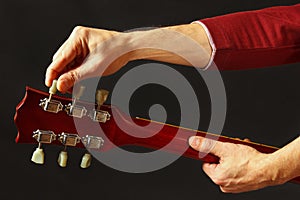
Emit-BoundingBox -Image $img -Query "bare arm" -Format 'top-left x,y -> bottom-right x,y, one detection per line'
127,24 -> 212,67
270,136 -> 300,182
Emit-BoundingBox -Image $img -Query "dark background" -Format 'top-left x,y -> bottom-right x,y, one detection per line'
1,0 -> 300,199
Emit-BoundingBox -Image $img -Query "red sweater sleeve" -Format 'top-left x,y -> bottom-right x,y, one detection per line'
200,4 -> 300,70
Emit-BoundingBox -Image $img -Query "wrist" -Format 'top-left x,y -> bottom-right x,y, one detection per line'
263,152 -> 292,185
246,152 -> 287,187
123,29 -> 162,61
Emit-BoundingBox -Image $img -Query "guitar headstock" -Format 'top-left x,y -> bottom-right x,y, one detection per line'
14,81 -> 133,168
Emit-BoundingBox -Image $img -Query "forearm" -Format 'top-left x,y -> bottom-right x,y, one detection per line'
123,24 -> 212,68
270,136 -> 300,183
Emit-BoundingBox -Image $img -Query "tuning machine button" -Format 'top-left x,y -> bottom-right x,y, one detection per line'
57,151 -> 68,168
57,133 -> 81,167
39,80 -> 63,113
89,89 -> 111,123
31,130 -> 56,164
65,85 -> 87,118
80,135 -> 104,169
80,153 -> 92,169
95,89 -> 109,110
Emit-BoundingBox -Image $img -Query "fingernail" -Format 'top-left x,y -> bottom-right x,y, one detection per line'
45,78 -> 49,87
45,75 -> 50,87
189,136 -> 200,148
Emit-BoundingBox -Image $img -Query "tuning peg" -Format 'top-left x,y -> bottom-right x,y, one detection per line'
57,133 -> 80,168
48,80 -> 58,102
73,85 -> 85,100
49,80 -> 58,96
65,85 -> 87,118
80,135 -> 104,169
40,80 -> 63,113
80,153 -> 92,169
31,130 -> 56,165
57,150 -> 68,168
88,89 -> 110,122
95,89 -> 109,109
31,146 -> 44,164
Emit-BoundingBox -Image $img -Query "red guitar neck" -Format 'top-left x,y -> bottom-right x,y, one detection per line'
113,117 -> 278,162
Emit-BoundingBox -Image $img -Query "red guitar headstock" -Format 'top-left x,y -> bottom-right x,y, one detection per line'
14,82 -> 134,168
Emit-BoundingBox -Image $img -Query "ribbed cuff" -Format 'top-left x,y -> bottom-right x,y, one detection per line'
192,20 -> 216,70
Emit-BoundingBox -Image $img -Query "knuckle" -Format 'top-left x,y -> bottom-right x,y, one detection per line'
69,70 -> 80,82
212,173 -> 228,186
72,26 -> 88,37
219,186 -> 230,193
46,67 -> 57,76
201,139 -> 215,153
60,54 -> 68,64
213,178 -> 226,186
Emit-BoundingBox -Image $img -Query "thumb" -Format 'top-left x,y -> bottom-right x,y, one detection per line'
188,136 -> 224,157
57,69 -> 81,93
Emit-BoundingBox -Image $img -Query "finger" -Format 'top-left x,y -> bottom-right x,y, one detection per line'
202,163 -> 218,176
52,40 -> 69,61
45,42 -> 77,87
188,136 -> 224,157
56,68 -> 81,93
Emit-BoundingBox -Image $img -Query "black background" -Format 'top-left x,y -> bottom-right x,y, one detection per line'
1,0 -> 300,199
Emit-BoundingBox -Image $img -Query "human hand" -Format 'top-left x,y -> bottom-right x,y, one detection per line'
45,24 -> 213,93
45,26 -> 130,93
188,136 -> 286,193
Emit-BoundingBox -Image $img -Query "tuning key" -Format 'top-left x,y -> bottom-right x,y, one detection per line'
80,153 -> 92,169
31,145 -> 45,165
57,150 -> 68,168
39,80 -> 63,113
65,85 -> 87,118
57,133 -> 80,167
89,89 -> 111,123
49,80 -> 58,99
73,85 -> 85,100
95,89 -> 109,110
31,130 -> 56,164
80,135 -> 104,169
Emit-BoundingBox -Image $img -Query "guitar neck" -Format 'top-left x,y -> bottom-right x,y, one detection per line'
114,117 -> 278,162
